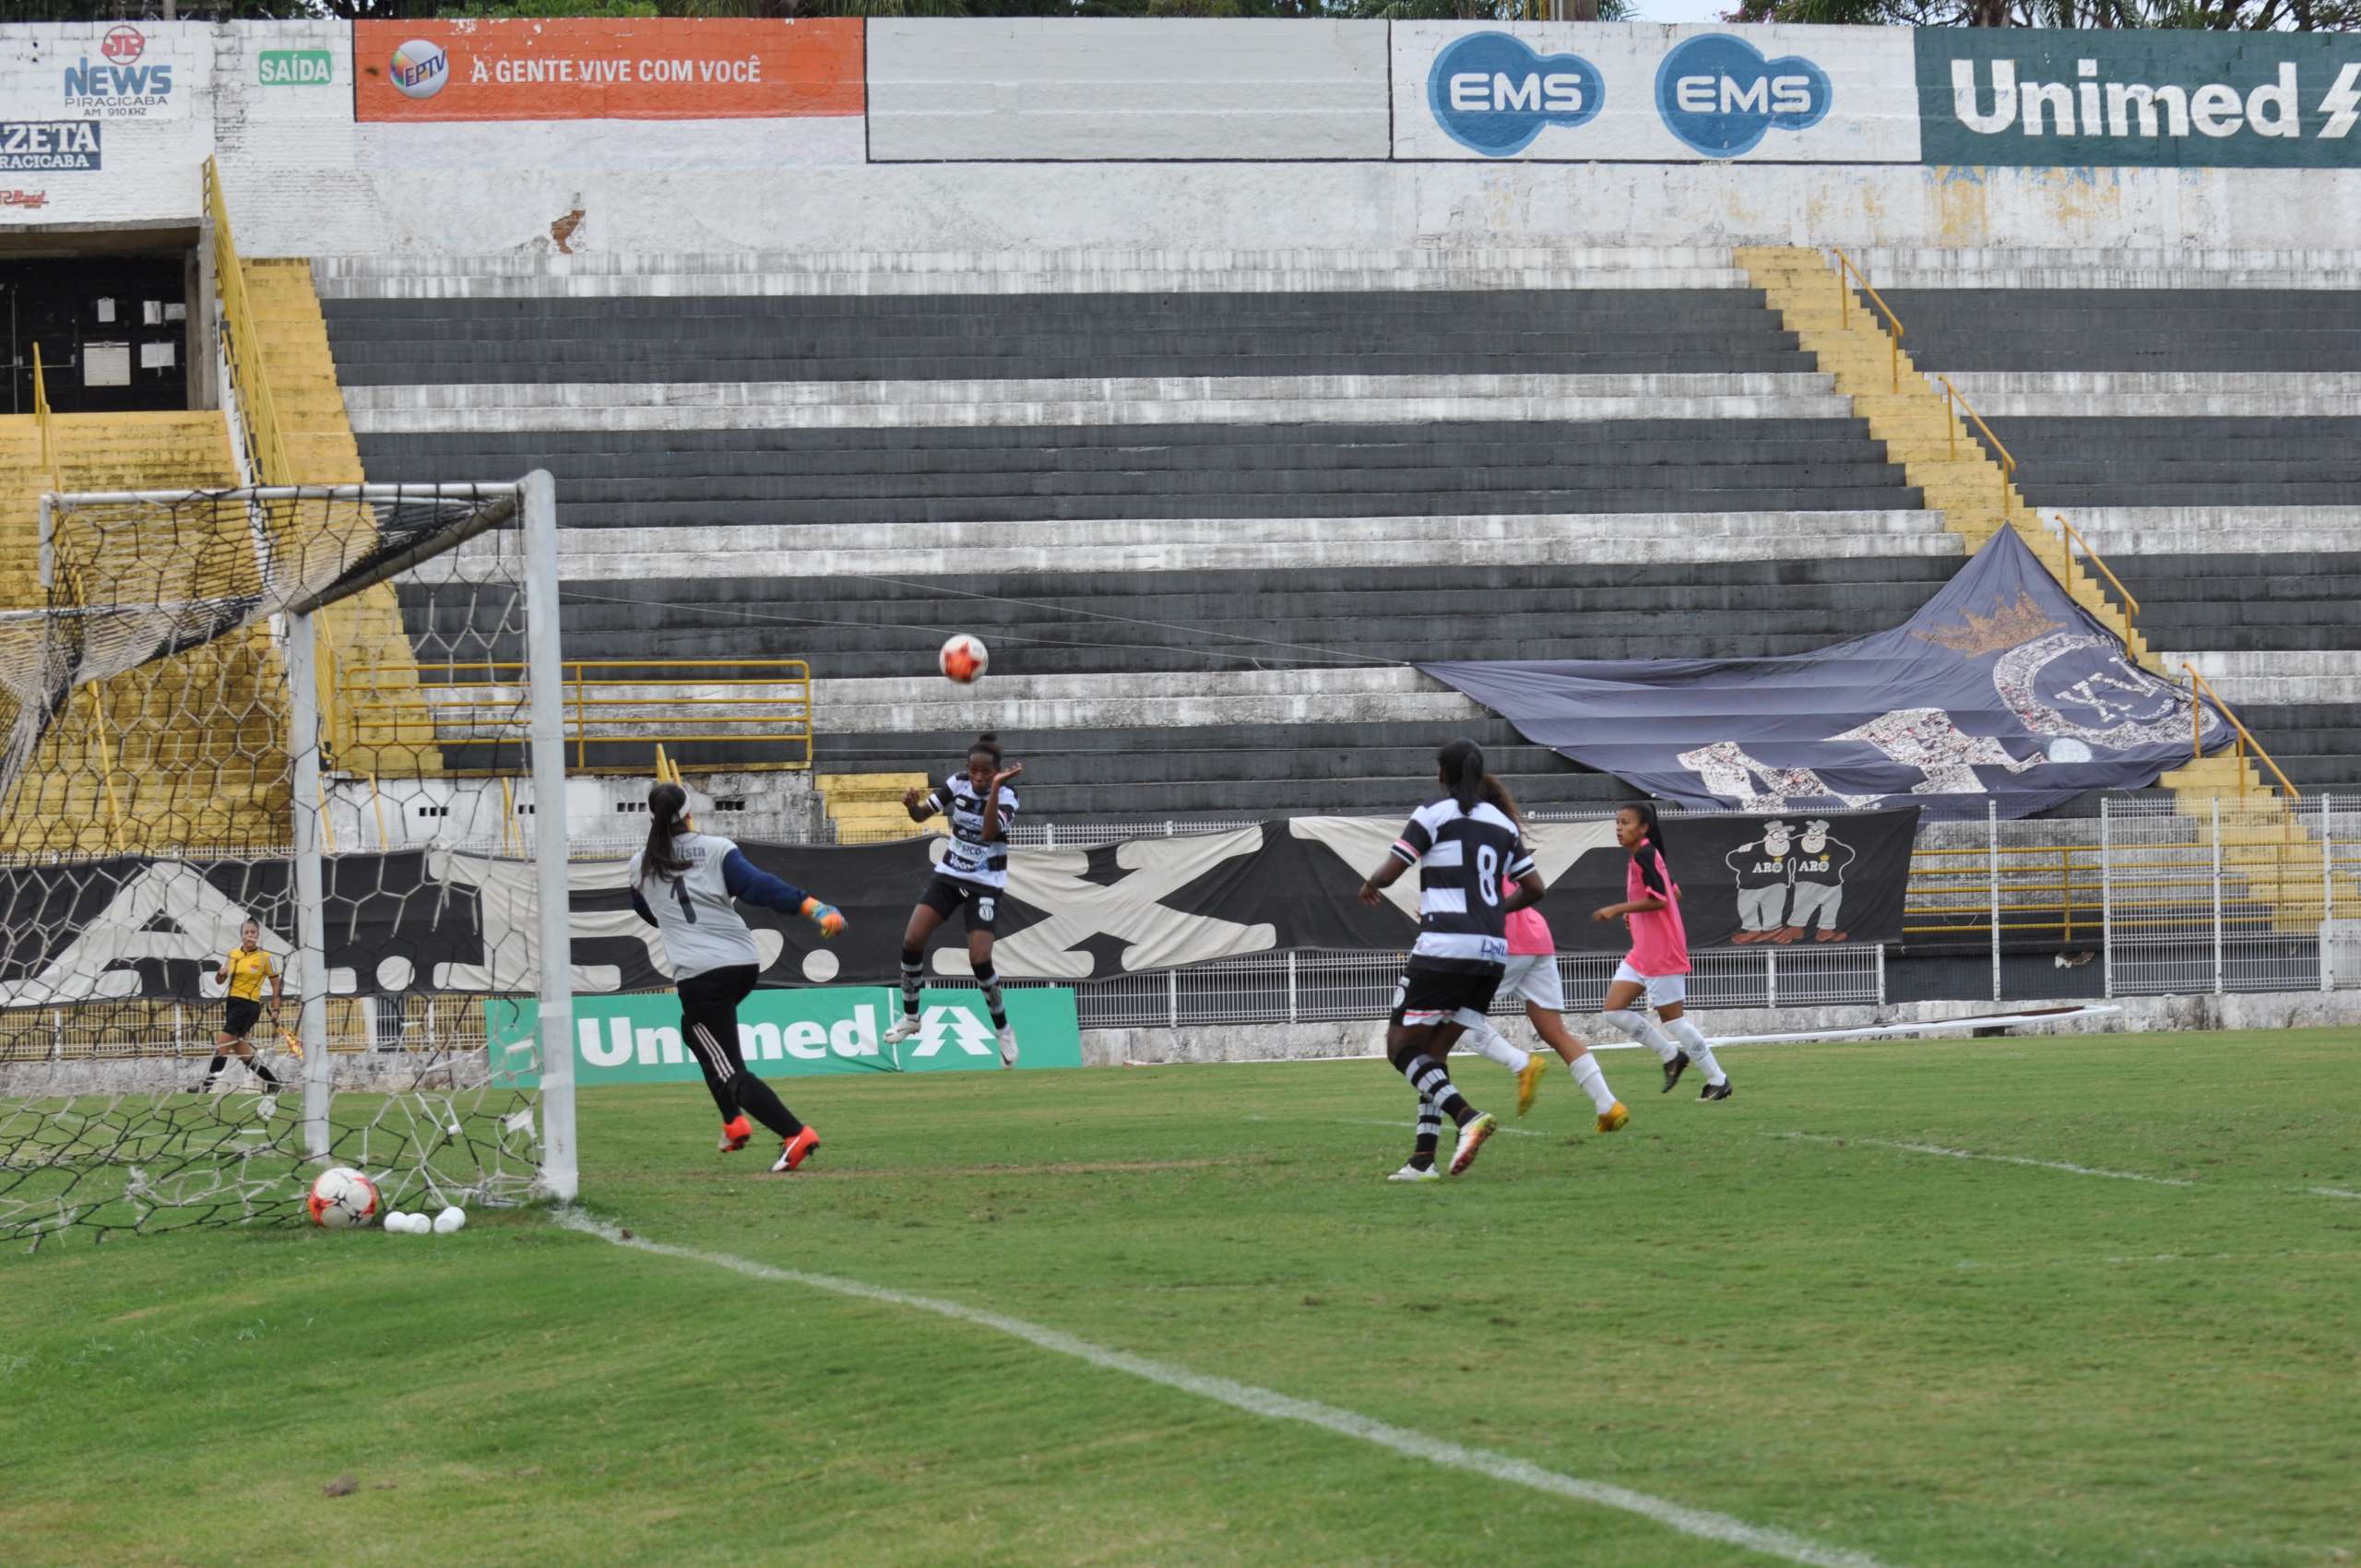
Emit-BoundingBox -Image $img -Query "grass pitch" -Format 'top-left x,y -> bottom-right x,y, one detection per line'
4,1027 -> 2358,1568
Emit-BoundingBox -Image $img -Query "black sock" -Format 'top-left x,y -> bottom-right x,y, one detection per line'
246,1058 -> 279,1088
898,949 -> 923,1020
201,1053 -> 227,1087
1401,1054 -> 1476,1128
973,962 -> 1007,1030
1410,1094 -> 1442,1170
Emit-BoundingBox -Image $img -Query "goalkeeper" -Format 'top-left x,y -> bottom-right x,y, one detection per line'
199,919 -> 285,1105
628,781 -> 846,1174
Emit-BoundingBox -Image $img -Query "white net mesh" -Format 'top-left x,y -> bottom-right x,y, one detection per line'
0,483 -> 564,1247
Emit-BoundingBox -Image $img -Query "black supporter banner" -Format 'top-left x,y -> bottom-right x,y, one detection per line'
0,809 -> 1918,1004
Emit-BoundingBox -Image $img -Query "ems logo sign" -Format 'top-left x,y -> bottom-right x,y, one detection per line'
1426,31 -> 1604,157
1654,34 -> 1831,158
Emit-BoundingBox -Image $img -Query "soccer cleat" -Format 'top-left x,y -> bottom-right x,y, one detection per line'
1596,1099 -> 1630,1134
1699,1080 -> 1734,1102
771,1126 -> 821,1173
1513,1053 -> 1548,1116
718,1114 -> 753,1153
1660,1051 -> 1691,1094
1448,1113 -> 1498,1176
255,1095 -> 278,1122
1387,1162 -> 1440,1182
883,1016 -> 922,1045
997,1025 -> 1018,1070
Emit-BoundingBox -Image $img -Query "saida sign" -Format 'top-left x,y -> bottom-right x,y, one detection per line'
485,985 -> 1082,1087
1918,30 -> 2361,168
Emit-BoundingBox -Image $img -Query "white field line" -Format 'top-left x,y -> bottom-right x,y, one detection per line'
2308,1187 -> 2361,1201
555,1209 -> 1896,1568
1773,1133 -> 2193,1187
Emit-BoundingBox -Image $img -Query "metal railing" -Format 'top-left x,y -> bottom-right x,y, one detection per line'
2053,513 -> 2139,618
30,342 -> 63,499
2184,662 -> 2298,802
338,659 -> 814,773
1937,374 -> 2018,519
1832,246 -> 1906,392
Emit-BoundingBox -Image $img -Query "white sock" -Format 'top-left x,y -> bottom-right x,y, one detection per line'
1663,1016 -> 1726,1087
1602,1008 -> 1679,1064
1568,1052 -> 1618,1114
1463,1021 -> 1530,1074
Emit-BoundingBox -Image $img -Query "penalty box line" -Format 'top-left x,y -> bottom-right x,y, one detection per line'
556,1209 -> 1896,1568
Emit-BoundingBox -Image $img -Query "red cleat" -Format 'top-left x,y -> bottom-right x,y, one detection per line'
718,1114 -> 753,1153
771,1126 -> 820,1173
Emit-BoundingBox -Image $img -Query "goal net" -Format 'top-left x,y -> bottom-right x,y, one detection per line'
0,479 -> 576,1247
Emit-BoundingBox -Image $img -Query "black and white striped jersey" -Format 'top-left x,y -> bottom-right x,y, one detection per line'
927,774 -> 1019,889
1389,797 -> 1536,968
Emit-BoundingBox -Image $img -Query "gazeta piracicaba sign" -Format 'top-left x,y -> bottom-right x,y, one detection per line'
486,985 -> 1082,1087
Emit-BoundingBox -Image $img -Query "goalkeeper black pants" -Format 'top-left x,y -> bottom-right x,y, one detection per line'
677,965 -> 805,1140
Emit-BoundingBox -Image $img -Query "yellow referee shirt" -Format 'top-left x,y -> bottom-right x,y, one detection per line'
224,947 -> 276,1003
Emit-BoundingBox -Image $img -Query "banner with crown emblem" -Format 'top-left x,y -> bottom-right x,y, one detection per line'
1424,529 -> 2232,821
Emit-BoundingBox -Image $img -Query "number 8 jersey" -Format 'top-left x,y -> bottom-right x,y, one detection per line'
1389,797 -> 1536,969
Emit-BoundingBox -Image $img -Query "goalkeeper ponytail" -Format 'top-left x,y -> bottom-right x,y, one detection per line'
641,781 -> 693,886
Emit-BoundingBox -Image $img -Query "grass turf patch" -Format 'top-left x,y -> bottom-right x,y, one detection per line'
4,1028 -> 2357,1567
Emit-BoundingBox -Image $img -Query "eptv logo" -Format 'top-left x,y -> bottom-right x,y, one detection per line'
1427,32 -> 1604,157
1654,34 -> 1831,158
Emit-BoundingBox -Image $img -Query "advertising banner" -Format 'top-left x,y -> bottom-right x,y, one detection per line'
4,21 -> 208,125
868,18 -> 1390,161
1917,29 -> 2361,169
485,985 -> 1084,1087
1391,22 -> 1918,162
353,18 -> 863,123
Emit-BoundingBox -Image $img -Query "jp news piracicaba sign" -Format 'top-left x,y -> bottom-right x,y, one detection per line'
1918,29 -> 2361,168
486,985 -> 1083,1087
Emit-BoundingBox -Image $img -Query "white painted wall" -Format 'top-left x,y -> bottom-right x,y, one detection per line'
867,18 -> 1390,161
6,20 -> 2361,260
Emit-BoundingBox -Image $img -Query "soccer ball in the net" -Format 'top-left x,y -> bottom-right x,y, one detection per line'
307,1167 -> 380,1229
939,634 -> 990,684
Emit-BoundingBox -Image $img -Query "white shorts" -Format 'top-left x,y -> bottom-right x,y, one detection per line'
1498,954 -> 1566,1013
1611,960 -> 1687,1009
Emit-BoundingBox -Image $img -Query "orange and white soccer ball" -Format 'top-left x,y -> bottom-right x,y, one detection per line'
307,1167 -> 380,1229
939,634 -> 989,684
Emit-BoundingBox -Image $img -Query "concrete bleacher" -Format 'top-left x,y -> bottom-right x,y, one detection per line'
1854,249 -> 2361,803
319,245 -> 1947,825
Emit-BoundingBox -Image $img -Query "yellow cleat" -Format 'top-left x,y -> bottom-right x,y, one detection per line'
1514,1054 -> 1548,1116
1596,1100 -> 1630,1134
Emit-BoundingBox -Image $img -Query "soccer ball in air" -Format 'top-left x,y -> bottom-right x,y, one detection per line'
939,634 -> 989,684
307,1167 -> 380,1229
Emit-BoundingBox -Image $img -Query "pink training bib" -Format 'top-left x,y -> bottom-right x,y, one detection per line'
1503,876 -> 1552,956
1624,847 -> 1691,976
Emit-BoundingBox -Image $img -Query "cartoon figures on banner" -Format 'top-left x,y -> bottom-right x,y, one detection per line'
1726,817 -> 1855,944
1727,819 -> 1796,943
1786,819 -> 1853,943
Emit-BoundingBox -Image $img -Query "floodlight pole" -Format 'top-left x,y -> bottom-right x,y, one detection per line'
287,605 -> 334,1158
522,469 -> 579,1202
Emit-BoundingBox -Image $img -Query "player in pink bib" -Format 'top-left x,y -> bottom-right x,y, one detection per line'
1590,802 -> 1733,1100
1456,778 -> 1630,1133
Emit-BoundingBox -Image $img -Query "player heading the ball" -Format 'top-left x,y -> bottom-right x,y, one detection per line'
886,733 -> 1024,1068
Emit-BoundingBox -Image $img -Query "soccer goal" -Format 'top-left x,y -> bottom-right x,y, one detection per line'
0,476 -> 576,1246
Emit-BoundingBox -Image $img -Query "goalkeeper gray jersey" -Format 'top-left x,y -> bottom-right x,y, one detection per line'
628,832 -> 758,980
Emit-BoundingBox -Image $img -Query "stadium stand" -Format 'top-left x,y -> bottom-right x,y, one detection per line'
315,247 -> 1952,828
1856,248 -> 2361,800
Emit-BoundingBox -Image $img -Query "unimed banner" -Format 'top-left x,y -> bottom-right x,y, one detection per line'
353,18 -> 863,123
1917,28 -> 2361,169
486,985 -> 1083,1087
